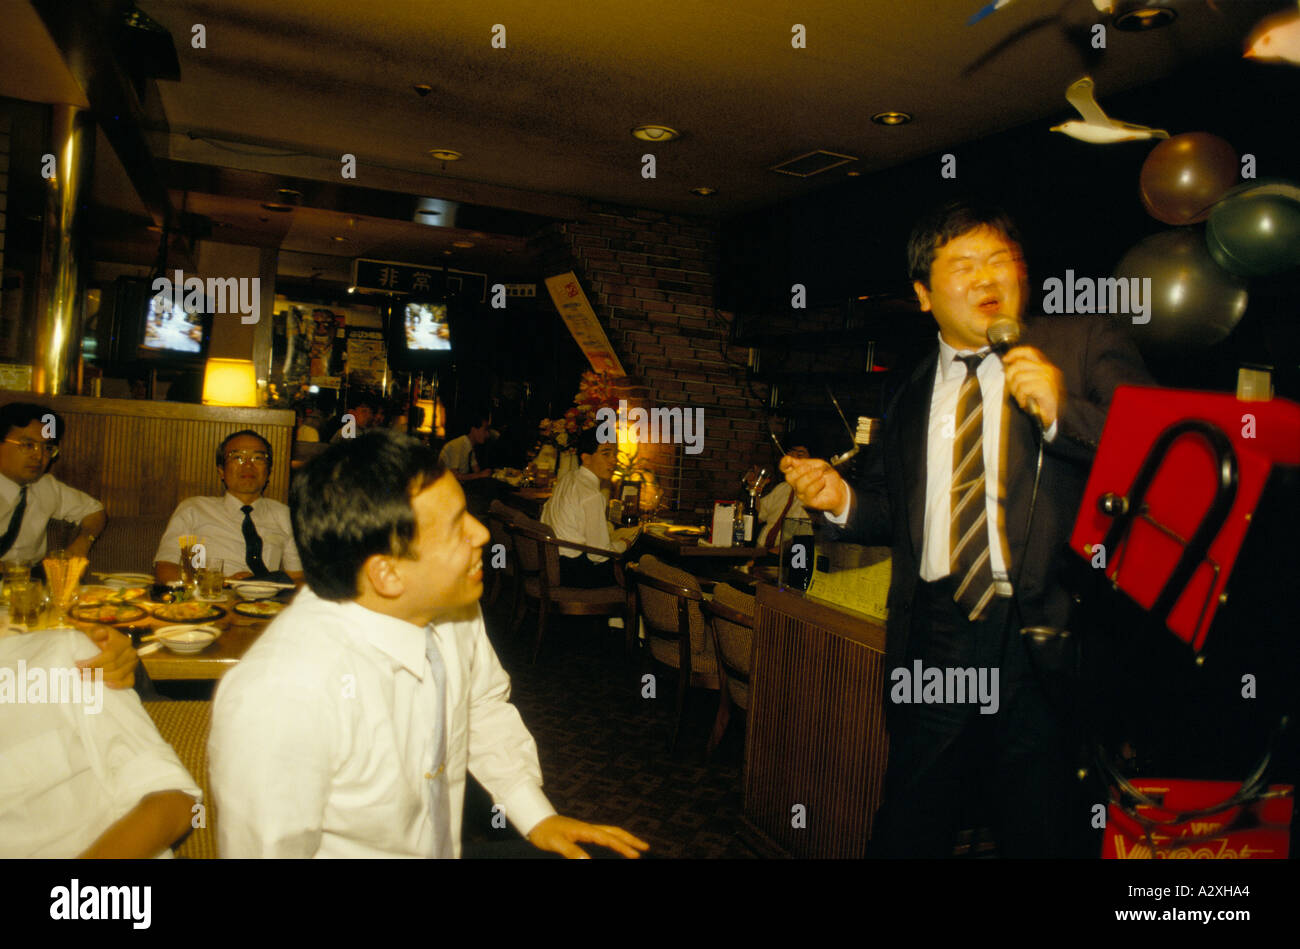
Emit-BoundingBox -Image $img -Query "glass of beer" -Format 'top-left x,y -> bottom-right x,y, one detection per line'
198,560 -> 225,600
3,561 -> 30,607
10,581 -> 46,629
179,537 -> 200,588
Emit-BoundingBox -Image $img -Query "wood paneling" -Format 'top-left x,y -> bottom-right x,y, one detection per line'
0,394 -> 294,516
744,584 -> 890,858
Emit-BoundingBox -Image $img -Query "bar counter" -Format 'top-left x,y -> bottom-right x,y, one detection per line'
743,583 -> 890,859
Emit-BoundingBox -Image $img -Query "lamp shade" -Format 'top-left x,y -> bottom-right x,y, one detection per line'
201,358 -> 258,407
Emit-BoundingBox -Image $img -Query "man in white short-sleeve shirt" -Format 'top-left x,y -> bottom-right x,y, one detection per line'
154,430 -> 303,583
0,402 -> 105,565
0,628 -> 200,858
209,429 -> 649,859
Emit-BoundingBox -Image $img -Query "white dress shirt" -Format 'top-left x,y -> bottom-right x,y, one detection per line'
154,493 -> 301,576
0,473 -> 103,564
438,435 -> 479,475
208,588 -> 556,858
828,333 -> 1057,584
541,465 -> 624,561
0,629 -> 201,858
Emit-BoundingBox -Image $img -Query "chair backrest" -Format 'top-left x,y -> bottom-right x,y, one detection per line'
705,583 -> 756,708
506,513 -> 563,589
143,699 -> 216,858
486,500 -> 517,573
629,555 -> 711,662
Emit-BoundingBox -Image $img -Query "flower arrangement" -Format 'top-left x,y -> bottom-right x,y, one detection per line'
536,371 -> 615,449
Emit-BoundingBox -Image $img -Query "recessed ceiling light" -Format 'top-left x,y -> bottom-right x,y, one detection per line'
275,188 -> 302,203
346,287 -> 356,294
330,235 -> 348,242
846,170 -> 861,177
632,125 -> 680,143
690,186 -> 716,197
1114,4 -> 1176,31
871,111 -> 912,126
412,84 -> 433,97
260,202 -> 294,212
428,148 -> 462,161
452,240 -> 474,248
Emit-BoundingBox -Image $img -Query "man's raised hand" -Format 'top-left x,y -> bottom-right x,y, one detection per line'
780,455 -> 850,518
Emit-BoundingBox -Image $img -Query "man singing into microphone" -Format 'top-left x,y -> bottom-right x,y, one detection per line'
782,199 -> 1150,857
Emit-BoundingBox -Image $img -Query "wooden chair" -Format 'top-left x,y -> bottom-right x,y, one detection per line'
703,583 -> 756,760
505,515 -> 634,664
485,500 -> 519,609
626,556 -> 719,752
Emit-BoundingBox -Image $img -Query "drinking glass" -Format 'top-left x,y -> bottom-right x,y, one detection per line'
198,560 -> 225,599
11,581 -> 47,629
180,543 -> 199,587
3,561 -> 30,606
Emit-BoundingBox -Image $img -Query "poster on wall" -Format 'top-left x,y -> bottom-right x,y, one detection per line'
345,326 -> 387,387
310,309 -> 346,384
544,272 -> 626,376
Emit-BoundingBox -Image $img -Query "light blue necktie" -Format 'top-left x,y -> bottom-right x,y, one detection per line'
426,630 -> 453,858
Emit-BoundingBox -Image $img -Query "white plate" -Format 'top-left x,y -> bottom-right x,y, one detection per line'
98,572 -> 155,589
229,582 -> 283,600
155,624 -> 221,655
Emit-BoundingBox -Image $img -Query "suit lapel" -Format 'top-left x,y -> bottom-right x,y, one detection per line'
895,349 -> 938,563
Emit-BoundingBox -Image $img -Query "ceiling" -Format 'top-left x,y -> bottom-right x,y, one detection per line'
4,0 -> 1293,274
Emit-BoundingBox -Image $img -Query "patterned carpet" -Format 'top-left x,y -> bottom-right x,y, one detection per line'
463,594 -> 760,858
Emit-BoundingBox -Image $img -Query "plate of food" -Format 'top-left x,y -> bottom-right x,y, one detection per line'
149,601 -> 227,624
233,599 -> 285,619
69,602 -> 149,625
76,586 -> 148,606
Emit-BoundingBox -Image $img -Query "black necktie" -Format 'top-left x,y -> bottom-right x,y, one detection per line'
950,353 -> 997,621
0,486 -> 28,558
241,504 -> 269,577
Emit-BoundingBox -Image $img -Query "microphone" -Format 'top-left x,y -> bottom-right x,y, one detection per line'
987,317 -> 1021,355
987,318 -> 1042,426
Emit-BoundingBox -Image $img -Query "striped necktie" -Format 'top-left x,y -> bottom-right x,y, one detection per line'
950,353 -> 998,621
426,630 -> 453,858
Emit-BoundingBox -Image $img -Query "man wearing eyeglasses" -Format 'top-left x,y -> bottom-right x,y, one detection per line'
154,430 -> 303,584
0,402 -> 105,566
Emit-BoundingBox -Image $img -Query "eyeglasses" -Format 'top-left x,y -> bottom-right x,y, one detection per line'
4,439 -> 59,459
224,451 -> 269,466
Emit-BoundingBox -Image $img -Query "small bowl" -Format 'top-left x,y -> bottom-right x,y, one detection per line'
230,582 -> 279,600
155,624 -> 220,655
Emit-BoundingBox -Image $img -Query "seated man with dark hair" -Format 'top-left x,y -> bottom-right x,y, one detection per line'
541,426 -> 638,588
438,411 -> 494,481
0,401 -> 133,688
209,429 -> 648,858
1,628 -> 200,858
154,430 -> 303,583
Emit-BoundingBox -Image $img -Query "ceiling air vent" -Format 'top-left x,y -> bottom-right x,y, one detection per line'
769,150 -> 858,178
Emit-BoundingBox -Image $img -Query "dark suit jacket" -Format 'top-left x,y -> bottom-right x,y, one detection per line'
830,315 -> 1152,670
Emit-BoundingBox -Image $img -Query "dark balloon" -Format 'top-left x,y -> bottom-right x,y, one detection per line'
1139,133 -> 1239,226
1206,179 -> 1300,277
1114,229 -> 1249,354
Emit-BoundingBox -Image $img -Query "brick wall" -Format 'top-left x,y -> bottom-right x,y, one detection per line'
530,204 -> 772,513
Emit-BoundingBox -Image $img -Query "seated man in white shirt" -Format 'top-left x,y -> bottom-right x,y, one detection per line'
438,411 -> 494,482
1,402 -> 135,686
154,430 -> 303,584
0,628 -> 201,858
0,402 -> 106,565
208,429 -> 649,859
541,427 -> 638,588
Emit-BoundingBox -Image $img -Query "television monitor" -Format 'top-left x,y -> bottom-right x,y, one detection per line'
386,298 -> 457,371
403,301 -> 452,352
143,290 -> 206,355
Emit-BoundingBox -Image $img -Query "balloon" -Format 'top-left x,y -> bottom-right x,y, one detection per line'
1206,179 -> 1300,276
1113,229 -> 1249,354
1139,133 -> 1239,226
